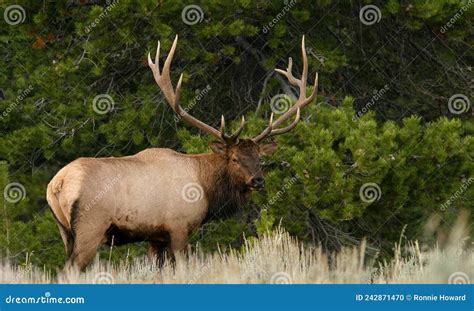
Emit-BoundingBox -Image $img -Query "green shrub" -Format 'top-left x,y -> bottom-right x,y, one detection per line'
1,0 -> 472,268
180,97 -> 473,252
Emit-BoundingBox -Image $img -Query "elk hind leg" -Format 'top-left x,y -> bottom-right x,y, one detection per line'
57,223 -> 74,258
65,224 -> 108,272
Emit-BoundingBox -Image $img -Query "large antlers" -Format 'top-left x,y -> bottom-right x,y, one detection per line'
149,35 -> 317,145
148,35 -> 245,144
252,36 -> 318,143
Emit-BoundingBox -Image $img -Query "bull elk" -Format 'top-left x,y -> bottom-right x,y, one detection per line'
47,35 -> 318,270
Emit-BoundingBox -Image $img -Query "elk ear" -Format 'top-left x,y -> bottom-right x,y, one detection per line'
259,142 -> 278,156
209,140 -> 227,154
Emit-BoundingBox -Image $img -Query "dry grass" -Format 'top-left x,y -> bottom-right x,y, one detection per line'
1,224 -> 472,284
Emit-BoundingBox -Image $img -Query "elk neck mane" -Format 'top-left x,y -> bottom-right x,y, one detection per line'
198,153 -> 250,223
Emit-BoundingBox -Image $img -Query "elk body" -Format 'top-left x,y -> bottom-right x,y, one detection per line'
46,36 -> 318,270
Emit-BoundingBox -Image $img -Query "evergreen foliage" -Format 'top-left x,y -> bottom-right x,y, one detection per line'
0,0 -> 472,268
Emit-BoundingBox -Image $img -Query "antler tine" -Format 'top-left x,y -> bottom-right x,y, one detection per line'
148,35 -> 226,141
162,35 -> 178,78
228,116 -> 246,140
274,57 -> 299,86
219,115 -> 246,143
273,70 -> 318,129
253,109 -> 301,143
253,113 -> 274,143
300,36 -> 308,95
174,73 -> 183,107
253,36 -> 318,143
154,40 -> 160,73
220,115 -> 226,136
272,35 -> 317,129
268,108 -> 300,136
148,45 -> 158,76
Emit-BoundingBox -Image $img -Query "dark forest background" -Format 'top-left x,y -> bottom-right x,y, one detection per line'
0,0 -> 472,269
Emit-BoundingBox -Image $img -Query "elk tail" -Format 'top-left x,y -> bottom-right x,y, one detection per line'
47,175 -> 75,257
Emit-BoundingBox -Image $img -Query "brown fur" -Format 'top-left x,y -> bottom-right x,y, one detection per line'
47,139 -> 275,271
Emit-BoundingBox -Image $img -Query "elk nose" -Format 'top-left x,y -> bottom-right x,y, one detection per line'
251,177 -> 265,189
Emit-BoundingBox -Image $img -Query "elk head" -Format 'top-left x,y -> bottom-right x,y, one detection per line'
207,138 -> 276,190
148,35 -> 318,191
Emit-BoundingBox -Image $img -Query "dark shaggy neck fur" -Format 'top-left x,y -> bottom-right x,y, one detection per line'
199,154 -> 250,223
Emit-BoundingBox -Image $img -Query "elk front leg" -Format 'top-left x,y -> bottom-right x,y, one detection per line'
168,229 -> 189,264
148,241 -> 169,267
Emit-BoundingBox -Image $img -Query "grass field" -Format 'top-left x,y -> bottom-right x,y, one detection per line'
1,222 -> 472,284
